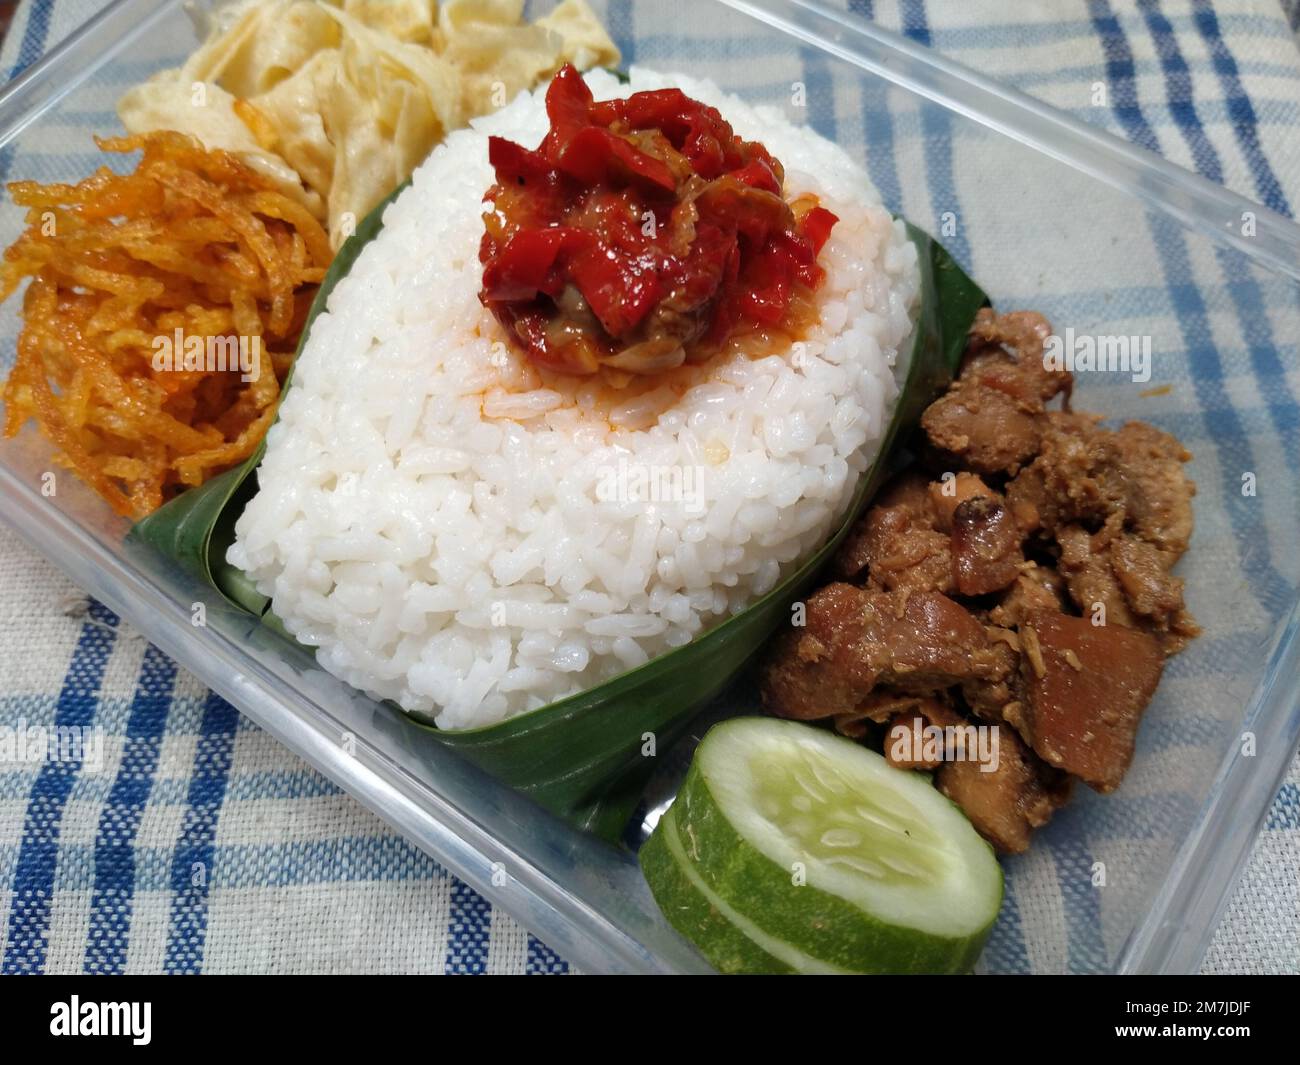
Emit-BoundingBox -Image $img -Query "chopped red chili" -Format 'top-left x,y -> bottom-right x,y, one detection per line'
479,65 -> 839,377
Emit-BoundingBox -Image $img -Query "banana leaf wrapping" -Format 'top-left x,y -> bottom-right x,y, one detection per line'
133,180 -> 988,841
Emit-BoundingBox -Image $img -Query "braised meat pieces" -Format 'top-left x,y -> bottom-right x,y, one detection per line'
1012,610 -> 1164,792
921,310 -> 1071,476
760,309 -> 1199,854
764,584 -> 1007,720
936,728 -> 1071,856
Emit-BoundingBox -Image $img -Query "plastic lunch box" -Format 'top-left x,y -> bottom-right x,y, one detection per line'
1,0 -> 1298,973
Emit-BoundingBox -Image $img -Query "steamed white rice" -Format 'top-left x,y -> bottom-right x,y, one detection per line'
228,67 -> 920,729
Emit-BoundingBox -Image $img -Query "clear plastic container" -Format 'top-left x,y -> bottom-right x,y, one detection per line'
1,0 -> 1298,974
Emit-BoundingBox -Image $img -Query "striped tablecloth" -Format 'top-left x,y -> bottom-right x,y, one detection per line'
0,0 -> 1297,974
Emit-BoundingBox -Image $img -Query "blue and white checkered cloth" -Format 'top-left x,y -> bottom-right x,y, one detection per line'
1,0 -> 1298,974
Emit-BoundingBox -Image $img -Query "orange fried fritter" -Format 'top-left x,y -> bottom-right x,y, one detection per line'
1,131 -> 330,519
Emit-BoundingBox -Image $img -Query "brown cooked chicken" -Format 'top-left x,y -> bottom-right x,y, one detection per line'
760,308 -> 1199,854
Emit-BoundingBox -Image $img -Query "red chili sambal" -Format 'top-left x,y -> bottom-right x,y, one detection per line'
479,65 -> 838,377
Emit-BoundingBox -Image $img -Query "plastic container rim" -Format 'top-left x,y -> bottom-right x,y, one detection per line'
0,0 -> 1296,974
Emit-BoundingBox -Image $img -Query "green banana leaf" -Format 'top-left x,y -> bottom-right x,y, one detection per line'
133,183 -> 987,842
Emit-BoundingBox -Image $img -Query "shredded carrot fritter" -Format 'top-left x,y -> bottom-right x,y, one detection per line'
1,131 -> 331,519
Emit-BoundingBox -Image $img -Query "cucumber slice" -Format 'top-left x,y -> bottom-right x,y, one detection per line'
645,717 -> 1002,974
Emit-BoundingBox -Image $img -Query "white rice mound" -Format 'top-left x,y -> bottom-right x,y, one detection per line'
229,67 -> 920,729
